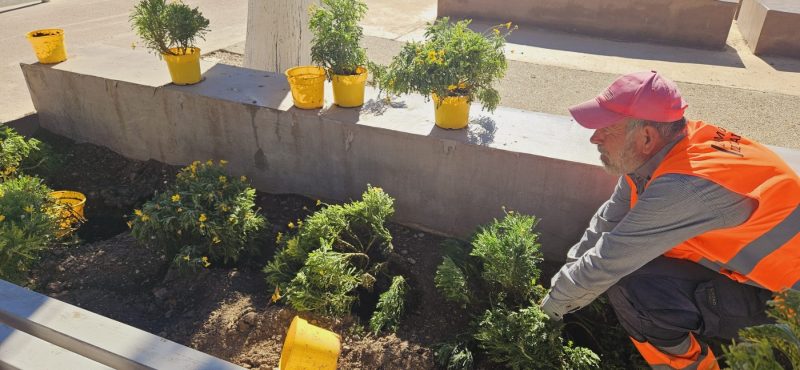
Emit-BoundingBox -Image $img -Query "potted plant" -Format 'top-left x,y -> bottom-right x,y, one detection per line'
308,0 -> 369,108
372,18 -> 514,129
130,0 -> 210,85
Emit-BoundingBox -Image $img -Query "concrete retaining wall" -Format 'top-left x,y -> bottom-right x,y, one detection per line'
438,0 -> 739,49
738,0 -> 800,58
20,45 -> 800,260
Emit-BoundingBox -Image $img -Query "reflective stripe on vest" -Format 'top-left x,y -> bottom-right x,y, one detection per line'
631,334 -> 720,370
726,204 -> 800,275
628,121 -> 800,291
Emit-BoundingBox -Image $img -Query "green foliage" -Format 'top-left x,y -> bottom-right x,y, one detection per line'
470,212 -> 544,305
308,0 -> 368,77
265,186 -> 405,324
130,160 -> 266,268
435,342 -> 475,370
0,175 -> 66,283
0,125 -> 40,180
475,305 -> 599,370
264,185 -> 394,290
433,211 -> 598,370
725,290 -> 800,369
370,18 -> 513,112
434,256 -> 471,307
370,275 -> 409,334
285,241 -> 361,316
130,0 -> 210,55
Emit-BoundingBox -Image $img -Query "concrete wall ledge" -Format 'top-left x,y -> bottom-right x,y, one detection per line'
20,45 -> 800,259
0,279 -> 244,369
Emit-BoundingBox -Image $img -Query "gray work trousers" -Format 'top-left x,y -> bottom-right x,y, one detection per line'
607,256 -> 773,348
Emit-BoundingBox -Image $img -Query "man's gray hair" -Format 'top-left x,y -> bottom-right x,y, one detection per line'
627,117 -> 687,141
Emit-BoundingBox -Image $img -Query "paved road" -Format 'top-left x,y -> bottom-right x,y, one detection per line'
0,0 -> 248,123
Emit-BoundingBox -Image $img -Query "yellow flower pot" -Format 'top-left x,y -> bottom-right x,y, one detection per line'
26,29 -> 67,64
331,67 -> 368,108
163,47 -> 202,85
285,66 -> 326,109
279,316 -> 340,370
432,94 -> 471,129
50,190 -> 86,236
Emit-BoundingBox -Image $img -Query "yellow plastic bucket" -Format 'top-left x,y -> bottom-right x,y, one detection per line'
163,47 -> 202,85
50,190 -> 86,234
432,94 -> 471,129
26,29 -> 67,64
279,316 -> 341,370
331,67 -> 368,108
285,66 -> 326,109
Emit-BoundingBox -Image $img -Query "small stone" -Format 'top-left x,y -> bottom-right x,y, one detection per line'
243,312 -> 258,325
164,310 -> 173,319
229,270 -> 240,278
237,320 -> 250,332
416,233 -> 425,238
47,281 -> 63,293
407,258 -> 416,265
400,249 -> 408,255
158,331 -> 167,337
153,287 -> 169,300
242,363 -> 252,369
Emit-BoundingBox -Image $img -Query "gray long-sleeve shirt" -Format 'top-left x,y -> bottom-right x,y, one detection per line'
541,135 -> 757,319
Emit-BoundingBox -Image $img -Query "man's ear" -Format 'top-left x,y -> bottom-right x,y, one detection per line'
640,125 -> 663,155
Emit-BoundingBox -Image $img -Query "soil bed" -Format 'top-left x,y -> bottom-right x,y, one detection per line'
25,129 -> 635,369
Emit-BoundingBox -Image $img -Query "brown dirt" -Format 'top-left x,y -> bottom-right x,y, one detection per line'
26,130 -> 472,369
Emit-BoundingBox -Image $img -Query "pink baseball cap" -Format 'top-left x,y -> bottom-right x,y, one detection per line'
568,71 -> 688,129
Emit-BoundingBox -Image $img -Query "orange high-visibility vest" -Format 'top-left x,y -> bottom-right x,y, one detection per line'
625,120 -> 800,292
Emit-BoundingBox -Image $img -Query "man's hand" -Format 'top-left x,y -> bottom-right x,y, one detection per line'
540,292 -> 564,322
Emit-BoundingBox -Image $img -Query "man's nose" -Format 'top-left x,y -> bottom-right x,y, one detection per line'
590,129 -> 603,144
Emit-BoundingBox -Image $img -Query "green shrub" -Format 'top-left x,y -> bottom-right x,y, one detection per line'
308,0 -> 368,77
435,342 -> 475,370
264,185 -> 394,290
285,241 -> 361,316
476,305 -> 599,370
433,211 -> 598,369
130,0 -> 210,55
371,18 -> 513,112
370,275 -> 409,334
265,186 -> 406,326
0,176 -> 66,283
434,256 -> 471,308
725,290 -> 800,369
130,160 -> 266,268
1,125 -> 40,180
470,212 -> 544,305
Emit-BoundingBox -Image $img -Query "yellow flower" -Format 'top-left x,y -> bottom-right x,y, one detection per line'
134,209 -> 143,216
183,255 -> 190,261
316,199 -> 322,206
297,220 -> 303,227
219,160 -> 228,165
287,222 -> 295,229
505,21 -> 512,29
240,175 -> 247,182
24,205 -> 34,213
0,215 -> 5,222
212,236 -> 221,244
271,286 -> 282,303
206,160 -> 213,165
427,50 -> 438,63
140,214 -> 150,222
219,176 -> 227,183
199,213 -> 208,222
126,221 -> 133,228
202,256 -> 210,268
220,204 -> 229,212
177,207 -> 183,213
171,194 -> 181,202
493,28 -> 500,36
131,41 -> 137,50
275,232 -> 283,244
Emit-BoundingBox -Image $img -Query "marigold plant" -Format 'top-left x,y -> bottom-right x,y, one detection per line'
0,175 -> 68,284
1,125 -> 41,181
371,18 -> 514,111
308,0 -> 368,78
129,160 -> 266,268
433,211 -> 599,369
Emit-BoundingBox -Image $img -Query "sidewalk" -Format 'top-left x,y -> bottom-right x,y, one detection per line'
4,0 -> 800,148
